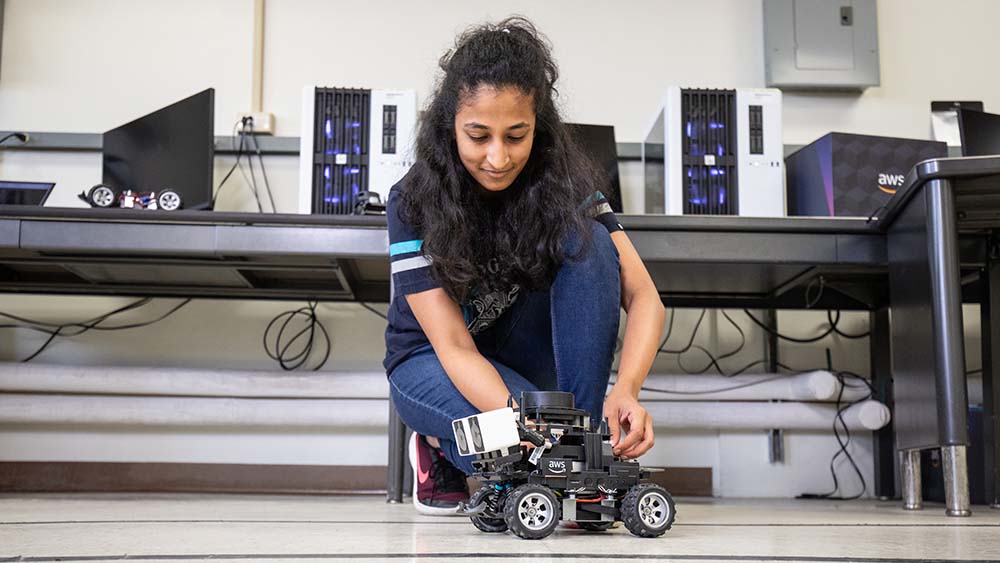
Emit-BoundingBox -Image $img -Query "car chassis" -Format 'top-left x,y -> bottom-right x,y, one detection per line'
453,391 -> 676,539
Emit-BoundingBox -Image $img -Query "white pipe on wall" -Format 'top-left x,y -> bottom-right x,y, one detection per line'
643,399 -> 890,431
0,364 -> 869,403
0,394 -> 889,431
637,371 -> 870,402
0,394 -> 390,429
0,363 -> 390,399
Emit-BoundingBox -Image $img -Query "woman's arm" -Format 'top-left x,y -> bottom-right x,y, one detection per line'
406,288 -> 513,412
605,229 -> 667,459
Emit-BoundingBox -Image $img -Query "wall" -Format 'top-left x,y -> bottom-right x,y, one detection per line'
1,0 -> 996,497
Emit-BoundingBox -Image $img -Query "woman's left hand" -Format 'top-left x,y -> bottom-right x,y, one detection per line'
603,387 -> 655,460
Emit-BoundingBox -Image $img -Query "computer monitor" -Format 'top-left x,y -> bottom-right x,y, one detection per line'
0,181 -> 55,206
958,109 -> 1000,157
102,88 -> 215,210
565,123 -> 623,213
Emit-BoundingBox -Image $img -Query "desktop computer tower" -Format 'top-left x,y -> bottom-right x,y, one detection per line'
785,132 -> 947,218
298,86 -> 417,214
643,87 -> 785,217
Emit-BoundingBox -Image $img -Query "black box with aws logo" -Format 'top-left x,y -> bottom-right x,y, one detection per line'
785,132 -> 947,217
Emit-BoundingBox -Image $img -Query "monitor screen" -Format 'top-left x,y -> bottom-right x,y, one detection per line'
958,109 -> 1000,157
0,181 -> 55,206
102,88 -> 215,210
565,123 -> 623,213
642,110 -> 665,214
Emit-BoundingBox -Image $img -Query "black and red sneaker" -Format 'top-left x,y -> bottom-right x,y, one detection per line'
409,432 -> 469,515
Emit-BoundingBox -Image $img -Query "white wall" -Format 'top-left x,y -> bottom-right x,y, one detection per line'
1,0 -> 996,498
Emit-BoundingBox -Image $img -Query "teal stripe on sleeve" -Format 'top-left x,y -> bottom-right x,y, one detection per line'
390,239 -> 423,256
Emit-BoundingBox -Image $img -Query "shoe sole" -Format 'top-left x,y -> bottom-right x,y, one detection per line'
409,432 -> 463,516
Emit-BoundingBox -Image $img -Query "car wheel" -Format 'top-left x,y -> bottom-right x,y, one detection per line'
503,483 -> 560,539
156,189 -> 182,211
621,483 -> 675,538
87,184 -> 116,208
468,486 -> 508,533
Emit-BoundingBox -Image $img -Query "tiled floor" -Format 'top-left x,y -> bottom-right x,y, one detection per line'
2,493 -> 999,562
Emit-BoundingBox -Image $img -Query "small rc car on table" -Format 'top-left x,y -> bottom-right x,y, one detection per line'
452,391 -> 676,539
79,184 -> 183,211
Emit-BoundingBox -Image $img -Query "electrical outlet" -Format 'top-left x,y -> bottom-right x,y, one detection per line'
237,112 -> 276,135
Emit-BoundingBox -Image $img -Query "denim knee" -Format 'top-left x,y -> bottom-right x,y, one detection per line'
565,220 -> 620,266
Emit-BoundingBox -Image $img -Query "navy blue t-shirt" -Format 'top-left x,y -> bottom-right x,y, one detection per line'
383,181 -> 622,376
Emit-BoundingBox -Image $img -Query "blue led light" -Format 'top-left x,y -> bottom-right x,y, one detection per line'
686,122 -> 693,137
717,144 -> 724,156
353,185 -> 359,194
709,122 -> 725,129
709,168 -> 720,176
351,121 -> 361,128
354,144 -> 361,155
325,119 -> 333,139
325,196 -> 341,204
323,166 -> 331,179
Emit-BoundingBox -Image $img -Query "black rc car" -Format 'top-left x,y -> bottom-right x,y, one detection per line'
452,391 -> 676,539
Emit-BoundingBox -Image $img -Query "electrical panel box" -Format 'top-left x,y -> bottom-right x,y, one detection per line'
642,87 -> 785,217
763,0 -> 880,91
298,86 -> 416,215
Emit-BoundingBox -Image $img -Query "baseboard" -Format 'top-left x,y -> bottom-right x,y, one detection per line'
0,462 -> 387,494
0,462 -> 713,496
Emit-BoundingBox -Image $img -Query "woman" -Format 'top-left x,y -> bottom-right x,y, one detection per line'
384,16 -> 666,515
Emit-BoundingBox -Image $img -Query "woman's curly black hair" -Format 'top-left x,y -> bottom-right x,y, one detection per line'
400,16 -> 608,303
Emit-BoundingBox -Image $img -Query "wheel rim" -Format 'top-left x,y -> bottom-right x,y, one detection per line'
159,192 -> 180,210
517,492 -> 554,531
93,187 -> 114,207
638,491 -> 671,528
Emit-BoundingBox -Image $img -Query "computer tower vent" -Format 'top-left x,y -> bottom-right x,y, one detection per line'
300,86 -> 417,215
308,88 -> 371,215
643,86 -> 784,217
680,89 -> 738,215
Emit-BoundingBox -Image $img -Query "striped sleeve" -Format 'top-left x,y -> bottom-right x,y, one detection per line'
579,191 -> 623,233
387,187 -> 440,296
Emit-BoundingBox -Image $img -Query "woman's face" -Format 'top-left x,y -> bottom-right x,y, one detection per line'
454,85 -> 536,193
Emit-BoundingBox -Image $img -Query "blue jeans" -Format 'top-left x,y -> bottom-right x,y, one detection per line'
388,221 -> 621,475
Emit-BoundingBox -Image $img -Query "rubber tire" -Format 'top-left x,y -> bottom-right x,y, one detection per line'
156,189 -> 183,211
503,483 -> 560,540
578,521 -> 615,532
621,483 -> 675,538
87,184 -> 116,208
468,486 -> 508,533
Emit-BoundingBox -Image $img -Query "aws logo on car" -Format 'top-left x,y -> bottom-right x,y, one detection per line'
546,460 -> 567,474
878,173 -> 906,195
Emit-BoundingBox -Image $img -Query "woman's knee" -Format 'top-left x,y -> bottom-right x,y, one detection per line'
388,354 -> 479,440
566,221 -> 619,266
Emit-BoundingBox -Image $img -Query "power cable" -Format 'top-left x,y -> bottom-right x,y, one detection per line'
12,298 -> 191,362
247,122 -> 278,213
263,301 -> 331,371
212,120 -> 249,207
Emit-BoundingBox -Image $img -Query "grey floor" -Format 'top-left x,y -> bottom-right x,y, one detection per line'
2,493 -> 999,563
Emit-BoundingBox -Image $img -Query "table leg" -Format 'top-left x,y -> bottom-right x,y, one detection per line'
870,307 -> 896,499
386,401 -> 406,503
902,449 -> 923,510
942,444 -> 972,516
982,249 -> 1000,509
925,179 -> 972,516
